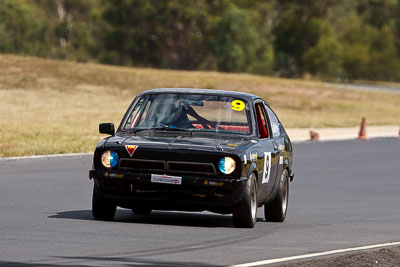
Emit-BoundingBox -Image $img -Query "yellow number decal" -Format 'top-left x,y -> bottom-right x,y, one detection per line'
232,100 -> 245,111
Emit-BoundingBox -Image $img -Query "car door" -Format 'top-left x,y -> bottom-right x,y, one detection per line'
264,103 -> 285,185
253,101 -> 279,202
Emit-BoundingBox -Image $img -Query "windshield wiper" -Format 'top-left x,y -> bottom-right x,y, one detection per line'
125,126 -> 193,134
151,126 -> 192,132
127,128 -> 152,134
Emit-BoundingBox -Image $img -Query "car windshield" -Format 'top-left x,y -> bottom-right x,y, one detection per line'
121,93 -> 252,135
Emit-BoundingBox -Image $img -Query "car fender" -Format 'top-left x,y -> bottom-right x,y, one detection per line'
265,158 -> 290,205
246,161 -> 265,206
283,158 -> 294,182
247,161 -> 258,182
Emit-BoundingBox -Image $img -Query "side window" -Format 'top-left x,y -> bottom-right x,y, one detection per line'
255,102 -> 269,139
265,104 -> 281,138
124,97 -> 148,129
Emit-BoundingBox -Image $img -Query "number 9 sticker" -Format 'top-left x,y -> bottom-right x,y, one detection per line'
232,100 -> 245,111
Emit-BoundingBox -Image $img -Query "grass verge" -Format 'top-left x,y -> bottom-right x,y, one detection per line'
1,54 -> 399,157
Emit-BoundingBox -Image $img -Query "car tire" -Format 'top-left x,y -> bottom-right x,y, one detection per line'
92,186 -> 116,221
264,169 -> 289,222
233,173 -> 258,228
131,207 -> 152,215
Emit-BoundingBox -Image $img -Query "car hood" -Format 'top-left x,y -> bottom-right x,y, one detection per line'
103,134 -> 255,154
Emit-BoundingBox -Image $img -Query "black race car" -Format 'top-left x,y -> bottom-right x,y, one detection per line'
89,88 -> 294,228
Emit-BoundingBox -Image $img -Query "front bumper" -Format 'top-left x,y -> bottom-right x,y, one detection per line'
89,169 -> 248,212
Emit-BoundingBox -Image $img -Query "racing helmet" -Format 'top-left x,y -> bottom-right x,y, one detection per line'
154,100 -> 183,123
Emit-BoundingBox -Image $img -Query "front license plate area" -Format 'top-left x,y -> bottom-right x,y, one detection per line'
151,174 -> 182,185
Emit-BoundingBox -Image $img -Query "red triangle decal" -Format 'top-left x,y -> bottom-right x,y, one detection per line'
125,145 -> 138,157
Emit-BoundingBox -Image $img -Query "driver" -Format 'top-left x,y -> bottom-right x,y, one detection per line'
154,101 -> 193,129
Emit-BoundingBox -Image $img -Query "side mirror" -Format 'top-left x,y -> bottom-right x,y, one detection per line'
99,123 -> 115,135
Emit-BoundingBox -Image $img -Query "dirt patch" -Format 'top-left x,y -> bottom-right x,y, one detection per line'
283,246 -> 400,267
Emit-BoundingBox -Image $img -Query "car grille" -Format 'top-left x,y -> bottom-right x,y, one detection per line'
119,159 -> 216,175
119,159 -> 164,171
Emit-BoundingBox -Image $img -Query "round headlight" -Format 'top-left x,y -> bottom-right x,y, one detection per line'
101,150 -> 118,169
219,157 -> 236,174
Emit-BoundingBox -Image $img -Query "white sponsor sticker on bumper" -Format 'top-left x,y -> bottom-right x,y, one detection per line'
151,174 -> 182,185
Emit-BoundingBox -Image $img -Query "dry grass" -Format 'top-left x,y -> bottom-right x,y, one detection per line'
1,54 -> 399,157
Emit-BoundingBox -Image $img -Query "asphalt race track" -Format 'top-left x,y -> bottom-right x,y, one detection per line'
0,138 -> 399,266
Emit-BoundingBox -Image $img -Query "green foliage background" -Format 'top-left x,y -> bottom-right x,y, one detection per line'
2,0 -> 400,81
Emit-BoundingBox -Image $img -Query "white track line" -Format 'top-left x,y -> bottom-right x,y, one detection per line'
0,153 -> 92,161
231,241 -> 400,267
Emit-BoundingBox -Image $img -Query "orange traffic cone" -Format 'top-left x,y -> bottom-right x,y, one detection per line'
357,117 -> 368,141
310,130 -> 320,141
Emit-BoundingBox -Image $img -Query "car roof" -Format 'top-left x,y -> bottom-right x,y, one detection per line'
138,88 -> 260,101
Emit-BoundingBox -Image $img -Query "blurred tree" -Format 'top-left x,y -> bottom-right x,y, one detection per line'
34,0 -> 102,61
339,15 -> 373,80
208,3 -> 257,72
102,0 -> 209,69
236,0 -> 277,75
273,0 -> 339,77
368,26 -> 400,80
0,0 -> 48,56
357,0 -> 399,29
339,14 -> 400,80
303,22 -> 342,79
